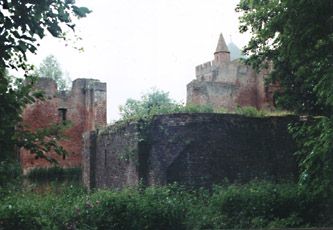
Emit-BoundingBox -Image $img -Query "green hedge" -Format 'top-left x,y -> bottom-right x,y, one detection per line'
0,182 -> 332,229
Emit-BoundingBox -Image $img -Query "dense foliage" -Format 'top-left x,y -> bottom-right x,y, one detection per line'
290,117 -> 333,195
0,0 -> 90,164
237,0 -> 333,192
0,70 -> 40,161
0,0 -> 90,70
237,0 -> 333,115
0,182 -> 332,229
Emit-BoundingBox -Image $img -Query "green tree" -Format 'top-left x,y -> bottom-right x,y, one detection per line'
0,1 -> 90,165
36,54 -> 71,91
119,89 -> 179,120
237,0 -> 333,193
119,89 -> 215,121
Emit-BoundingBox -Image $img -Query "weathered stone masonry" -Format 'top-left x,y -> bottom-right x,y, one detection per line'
187,33 -> 277,110
21,78 -> 107,174
83,113 -> 298,190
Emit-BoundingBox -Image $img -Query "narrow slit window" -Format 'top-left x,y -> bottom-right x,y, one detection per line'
58,108 -> 67,123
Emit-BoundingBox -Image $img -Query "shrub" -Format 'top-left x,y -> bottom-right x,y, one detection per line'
70,186 -> 189,230
0,182 -> 332,229
187,181 -> 333,229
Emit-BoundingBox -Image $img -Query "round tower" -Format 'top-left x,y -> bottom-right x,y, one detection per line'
214,33 -> 230,64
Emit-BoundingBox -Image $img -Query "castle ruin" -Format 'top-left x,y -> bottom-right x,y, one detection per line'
20,78 -> 107,174
81,33 -> 299,190
23,34 -> 296,189
187,33 -> 276,110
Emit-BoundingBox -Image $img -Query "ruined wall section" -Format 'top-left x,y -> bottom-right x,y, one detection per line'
83,122 -> 142,189
255,66 -> 279,110
93,83 -> 107,128
233,62 -> 260,108
188,60 -> 261,110
83,114 -> 298,190
187,34 -> 276,110
187,81 -> 239,109
21,78 -> 106,174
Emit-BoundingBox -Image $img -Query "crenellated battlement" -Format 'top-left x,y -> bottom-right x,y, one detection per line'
195,61 -> 216,78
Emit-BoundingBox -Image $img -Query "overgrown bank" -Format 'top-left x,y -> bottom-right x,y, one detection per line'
1,181 -> 332,229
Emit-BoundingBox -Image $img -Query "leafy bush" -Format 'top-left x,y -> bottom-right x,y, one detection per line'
1,182 -> 332,229
290,116 -> 333,195
0,184 -> 86,229
71,186 -> 188,230
198,182 -> 321,229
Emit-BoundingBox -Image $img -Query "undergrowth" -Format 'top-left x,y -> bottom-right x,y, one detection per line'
0,181 -> 332,229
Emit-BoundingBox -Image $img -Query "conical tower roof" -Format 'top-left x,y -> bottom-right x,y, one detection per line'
214,33 -> 230,54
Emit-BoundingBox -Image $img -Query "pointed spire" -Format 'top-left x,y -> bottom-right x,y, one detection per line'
214,33 -> 230,54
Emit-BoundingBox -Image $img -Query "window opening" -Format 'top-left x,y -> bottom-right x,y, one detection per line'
58,108 -> 67,123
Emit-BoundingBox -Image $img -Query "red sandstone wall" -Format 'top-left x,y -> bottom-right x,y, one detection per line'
20,99 -> 83,173
233,66 -> 258,108
20,78 -> 106,174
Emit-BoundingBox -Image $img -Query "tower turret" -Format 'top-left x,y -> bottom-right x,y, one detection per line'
214,33 -> 230,64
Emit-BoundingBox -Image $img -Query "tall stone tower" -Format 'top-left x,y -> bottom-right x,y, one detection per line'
20,78 -> 107,174
187,33 -> 275,110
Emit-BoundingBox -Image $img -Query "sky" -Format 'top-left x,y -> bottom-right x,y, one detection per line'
27,0 -> 250,122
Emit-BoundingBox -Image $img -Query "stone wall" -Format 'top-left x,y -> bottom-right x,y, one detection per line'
83,113 -> 298,190
21,78 -> 107,174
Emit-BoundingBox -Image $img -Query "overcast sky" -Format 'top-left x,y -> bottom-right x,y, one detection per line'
27,0 -> 250,122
